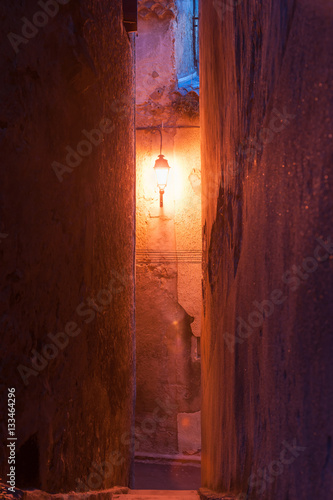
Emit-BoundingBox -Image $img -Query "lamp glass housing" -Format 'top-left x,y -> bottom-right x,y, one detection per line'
154,154 -> 171,190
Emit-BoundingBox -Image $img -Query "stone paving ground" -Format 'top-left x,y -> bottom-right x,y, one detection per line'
122,461 -> 201,499
134,462 -> 201,490
113,491 -> 199,500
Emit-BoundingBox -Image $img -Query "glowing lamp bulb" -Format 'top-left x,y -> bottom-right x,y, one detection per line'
153,154 -> 171,207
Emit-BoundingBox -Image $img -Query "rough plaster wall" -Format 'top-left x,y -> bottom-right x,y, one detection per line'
174,128 -> 202,341
0,0 -> 135,493
200,0 -> 333,498
135,3 -> 201,455
136,2 -> 199,127
136,16 -> 177,124
135,128 -> 201,455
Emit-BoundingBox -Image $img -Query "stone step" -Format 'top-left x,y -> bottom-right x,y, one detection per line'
113,491 -> 199,499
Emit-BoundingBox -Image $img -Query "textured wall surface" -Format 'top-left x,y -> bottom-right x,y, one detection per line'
0,0 -> 135,493
136,127 -> 201,455
200,0 -> 333,498
135,4 -> 201,456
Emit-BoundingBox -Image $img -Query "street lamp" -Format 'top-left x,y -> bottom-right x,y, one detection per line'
154,153 -> 171,207
153,127 -> 171,207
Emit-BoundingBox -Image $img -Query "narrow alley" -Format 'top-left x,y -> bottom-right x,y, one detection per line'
0,1 -> 332,500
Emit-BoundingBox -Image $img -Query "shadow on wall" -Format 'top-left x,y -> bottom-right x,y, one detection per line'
135,282 -> 201,456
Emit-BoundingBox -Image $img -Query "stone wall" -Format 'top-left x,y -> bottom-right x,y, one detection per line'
135,0 -> 201,456
0,0 -> 135,493
135,126 -> 201,456
200,0 -> 333,499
